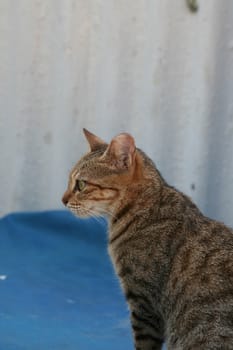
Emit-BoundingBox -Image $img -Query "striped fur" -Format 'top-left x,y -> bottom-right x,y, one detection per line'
63,130 -> 233,350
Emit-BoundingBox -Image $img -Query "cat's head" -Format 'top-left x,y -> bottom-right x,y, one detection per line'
62,129 -> 140,218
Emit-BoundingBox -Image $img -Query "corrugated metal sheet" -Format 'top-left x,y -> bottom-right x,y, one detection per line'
0,0 -> 233,225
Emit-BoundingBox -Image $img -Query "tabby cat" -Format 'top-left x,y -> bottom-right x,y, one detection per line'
62,129 -> 233,350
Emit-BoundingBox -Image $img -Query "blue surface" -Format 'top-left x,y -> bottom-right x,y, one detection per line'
0,211 -> 133,350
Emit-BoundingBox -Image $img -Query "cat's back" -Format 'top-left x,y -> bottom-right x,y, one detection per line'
110,181 -> 233,349
163,195 -> 233,349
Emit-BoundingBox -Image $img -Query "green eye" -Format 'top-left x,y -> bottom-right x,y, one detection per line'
74,180 -> 86,192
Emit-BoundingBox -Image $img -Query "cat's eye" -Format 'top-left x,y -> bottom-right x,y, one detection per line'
74,180 -> 86,192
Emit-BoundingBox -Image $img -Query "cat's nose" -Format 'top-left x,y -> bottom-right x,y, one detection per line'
62,191 -> 71,206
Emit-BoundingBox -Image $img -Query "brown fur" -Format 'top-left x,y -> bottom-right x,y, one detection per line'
62,129 -> 233,350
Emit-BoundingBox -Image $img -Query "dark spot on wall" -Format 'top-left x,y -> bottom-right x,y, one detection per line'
191,183 -> 196,191
186,0 -> 199,12
43,131 -> 52,145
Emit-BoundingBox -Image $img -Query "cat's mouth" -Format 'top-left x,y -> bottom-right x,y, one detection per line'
67,203 -> 86,217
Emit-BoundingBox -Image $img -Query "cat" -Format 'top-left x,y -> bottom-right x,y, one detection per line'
62,129 -> 233,350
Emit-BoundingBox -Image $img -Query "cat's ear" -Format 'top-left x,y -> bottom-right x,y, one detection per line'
83,128 -> 106,152
102,133 -> 136,170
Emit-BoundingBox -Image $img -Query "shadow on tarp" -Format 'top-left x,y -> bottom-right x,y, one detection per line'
0,210 -> 133,350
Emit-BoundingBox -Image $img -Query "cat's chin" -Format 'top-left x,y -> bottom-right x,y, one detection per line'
67,205 -> 96,218
68,208 -> 89,218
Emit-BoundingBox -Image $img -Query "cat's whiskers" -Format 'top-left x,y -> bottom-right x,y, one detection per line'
82,207 -> 107,227
81,204 -> 116,221
98,208 -> 117,221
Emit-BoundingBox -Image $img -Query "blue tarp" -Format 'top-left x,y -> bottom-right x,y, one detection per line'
0,211 -> 133,350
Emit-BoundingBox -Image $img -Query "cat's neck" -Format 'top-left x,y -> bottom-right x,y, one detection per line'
108,153 -> 165,239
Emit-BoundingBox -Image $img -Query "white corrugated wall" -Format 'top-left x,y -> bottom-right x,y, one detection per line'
1,0 -> 233,225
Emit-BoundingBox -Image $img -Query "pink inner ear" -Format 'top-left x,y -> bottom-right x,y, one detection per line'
113,133 -> 135,156
105,133 -> 136,169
